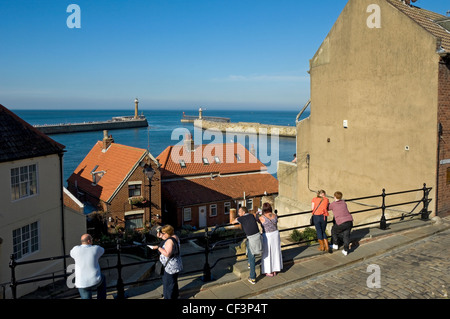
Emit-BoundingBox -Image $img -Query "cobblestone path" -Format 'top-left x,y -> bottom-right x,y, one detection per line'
250,229 -> 450,299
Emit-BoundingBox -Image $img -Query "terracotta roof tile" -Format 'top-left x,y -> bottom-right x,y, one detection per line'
156,143 -> 266,178
67,142 -> 147,203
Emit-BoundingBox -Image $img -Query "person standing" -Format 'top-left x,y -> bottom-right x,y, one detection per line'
329,191 -> 354,256
258,203 -> 283,277
149,225 -> 183,299
311,190 -> 330,252
70,234 -> 106,299
232,206 -> 262,284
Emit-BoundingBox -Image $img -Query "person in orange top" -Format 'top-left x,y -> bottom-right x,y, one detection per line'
311,190 -> 330,252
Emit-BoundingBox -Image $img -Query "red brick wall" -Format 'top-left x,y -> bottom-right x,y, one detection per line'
67,160 -> 162,231
437,57 -> 450,217
108,161 -> 162,230
173,197 -> 264,229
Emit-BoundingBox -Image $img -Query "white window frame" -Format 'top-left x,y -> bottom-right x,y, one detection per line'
246,199 -> 253,211
128,181 -> 142,197
12,221 -> 40,260
183,208 -> 192,222
210,204 -> 217,217
224,202 -> 231,215
10,164 -> 38,201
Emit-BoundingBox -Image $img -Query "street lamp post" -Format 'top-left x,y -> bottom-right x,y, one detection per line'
143,165 -> 155,225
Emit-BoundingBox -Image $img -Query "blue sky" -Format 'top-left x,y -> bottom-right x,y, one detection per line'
1,0 -> 449,111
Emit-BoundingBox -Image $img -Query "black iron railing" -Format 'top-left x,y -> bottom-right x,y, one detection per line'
4,184 -> 432,299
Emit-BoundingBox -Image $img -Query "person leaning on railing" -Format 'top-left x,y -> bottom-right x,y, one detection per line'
329,191 -> 354,256
311,190 -> 330,253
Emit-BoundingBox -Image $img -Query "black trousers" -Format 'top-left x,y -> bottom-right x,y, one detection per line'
331,221 -> 353,251
162,271 -> 179,299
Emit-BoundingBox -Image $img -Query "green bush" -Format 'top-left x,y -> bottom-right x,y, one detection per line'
290,227 -> 318,245
290,229 -> 303,242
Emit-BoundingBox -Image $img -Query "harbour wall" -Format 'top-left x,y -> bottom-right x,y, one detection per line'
35,118 -> 148,135
194,119 -> 296,138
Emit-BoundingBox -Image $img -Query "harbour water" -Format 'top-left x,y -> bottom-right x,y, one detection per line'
14,108 -> 308,184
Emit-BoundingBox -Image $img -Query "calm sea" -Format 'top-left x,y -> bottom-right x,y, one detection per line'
14,109 -> 308,184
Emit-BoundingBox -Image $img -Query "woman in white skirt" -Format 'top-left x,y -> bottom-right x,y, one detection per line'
258,203 -> 283,277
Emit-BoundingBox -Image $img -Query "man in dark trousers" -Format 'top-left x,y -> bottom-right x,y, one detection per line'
329,191 -> 354,256
232,206 -> 262,284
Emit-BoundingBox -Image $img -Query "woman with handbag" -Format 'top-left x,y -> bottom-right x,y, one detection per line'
311,190 -> 330,252
149,225 -> 183,299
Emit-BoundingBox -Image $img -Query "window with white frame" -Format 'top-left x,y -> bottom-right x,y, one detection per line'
125,213 -> 144,230
246,199 -> 253,211
210,204 -> 217,217
10,164 -> 38,201
12,221 -> 39,260
224,202 -> 231,215
128,182 -> 142,197
183,208 -> 192,221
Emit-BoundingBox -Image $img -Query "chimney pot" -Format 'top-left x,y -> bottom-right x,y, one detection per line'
102,130 -> 114,151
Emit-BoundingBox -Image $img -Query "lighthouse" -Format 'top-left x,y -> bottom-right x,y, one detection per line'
134,98 -> 139,119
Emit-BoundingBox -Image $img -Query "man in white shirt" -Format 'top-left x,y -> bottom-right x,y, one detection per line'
70,234 -> 106,299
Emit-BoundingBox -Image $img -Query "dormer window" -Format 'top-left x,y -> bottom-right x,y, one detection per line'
202,157 -> 209,165
179,160 -> 186,168
214,156 -> 221,164
235,153 -> 242,161
91,165 -> 106,186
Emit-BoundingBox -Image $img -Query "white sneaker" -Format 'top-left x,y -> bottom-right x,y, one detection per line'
332,244 -> 338,250
342,250 -> 348,256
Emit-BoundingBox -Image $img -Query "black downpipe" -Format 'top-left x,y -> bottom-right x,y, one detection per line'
58,152 -> 67,276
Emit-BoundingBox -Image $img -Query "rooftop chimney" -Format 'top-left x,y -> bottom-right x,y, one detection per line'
184,133 -> 195,152
102,130 -> 114,152
404,0 -> 417,6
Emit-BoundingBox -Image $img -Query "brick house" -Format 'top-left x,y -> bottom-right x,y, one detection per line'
67,131 -> 162,233
156,137 -> 279,228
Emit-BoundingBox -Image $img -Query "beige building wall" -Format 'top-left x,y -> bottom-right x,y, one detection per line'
0,155 -> 85,298
277,0 -> 441,228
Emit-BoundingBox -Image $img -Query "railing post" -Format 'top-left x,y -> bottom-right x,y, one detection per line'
380,189 -> 387,230
9,254 -> 17,299
421,183 -> 430,220
202,229 -> 212,282
115,238 -> 125,299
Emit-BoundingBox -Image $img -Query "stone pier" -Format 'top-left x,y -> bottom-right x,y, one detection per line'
194,119 -> 296,138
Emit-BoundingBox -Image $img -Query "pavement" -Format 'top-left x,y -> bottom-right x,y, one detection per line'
120,215 -> 450,300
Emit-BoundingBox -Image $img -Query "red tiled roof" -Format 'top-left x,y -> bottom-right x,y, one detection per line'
67,141 -> 148,203
387,0 -> 450,52
0,104 -> 65,162
157,142 -> 278,207
156,143 -> 267,178
162,173 -> 279,207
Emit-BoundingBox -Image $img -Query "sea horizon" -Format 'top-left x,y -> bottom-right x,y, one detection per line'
14,109 -> 303,184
